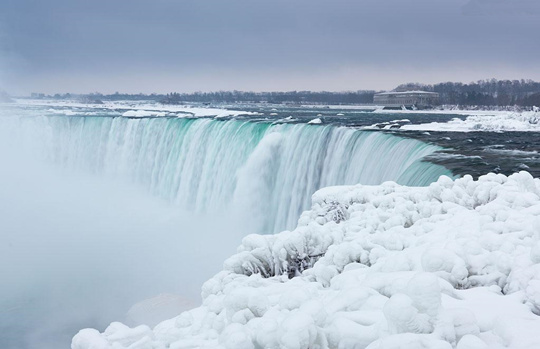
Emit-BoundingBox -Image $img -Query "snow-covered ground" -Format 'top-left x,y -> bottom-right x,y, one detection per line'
73,172 -> 540,349
355,109 -> 540,132
300,104 -> 381,110
13,99 -> 258,118
400,111 -> 540,132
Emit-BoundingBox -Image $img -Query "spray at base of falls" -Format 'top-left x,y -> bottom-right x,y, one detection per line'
33,116 -> 452,234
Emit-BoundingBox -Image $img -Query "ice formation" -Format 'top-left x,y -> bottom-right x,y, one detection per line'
73,172 -> 540,349
18,99 -> 257,118
122,110 -> 170,117
400,111 -> 540,132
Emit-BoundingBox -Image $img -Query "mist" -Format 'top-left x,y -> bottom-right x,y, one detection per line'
0,110 -> 244,348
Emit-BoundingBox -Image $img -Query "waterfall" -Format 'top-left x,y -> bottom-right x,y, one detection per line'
27,115 -> 453,233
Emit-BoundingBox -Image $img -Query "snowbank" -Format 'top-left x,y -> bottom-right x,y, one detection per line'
16,99 -> 257,119
73,172 -> 540,349
122,110 -> 170,117
400,111 -> 540,132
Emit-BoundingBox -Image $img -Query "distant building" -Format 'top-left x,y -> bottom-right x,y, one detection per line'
374,91 -> 439,109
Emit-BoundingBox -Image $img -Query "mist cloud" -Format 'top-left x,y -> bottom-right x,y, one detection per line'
0,112 -> 244,348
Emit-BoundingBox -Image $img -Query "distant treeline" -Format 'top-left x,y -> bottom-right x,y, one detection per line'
161,91 -> 375,105
31,78 -> 540,107
39,90 -> 375,105
395,79 -> 540,107
36,92 -> 165,102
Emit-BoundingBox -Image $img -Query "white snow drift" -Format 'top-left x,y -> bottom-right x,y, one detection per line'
401,111 -> 540,132
16,99 -> 257,119
73,172 -> 540,349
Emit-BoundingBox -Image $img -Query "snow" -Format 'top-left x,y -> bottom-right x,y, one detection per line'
15,99 -> 258,119
72,171 -> 540,349
300,104 -> 380,111
122,110 -> 169,117
308,118 -> 322,124
396,111 -> 540,132
375,91 -> 439,96
273,116 -> 297,124
361,109 -> 540,132
401,112 -> 540,132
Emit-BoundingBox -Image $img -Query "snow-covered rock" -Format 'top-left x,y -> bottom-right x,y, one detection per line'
73,172 -> 540,349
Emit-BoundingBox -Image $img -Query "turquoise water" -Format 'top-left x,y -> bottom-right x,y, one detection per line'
33,114 -> 453,233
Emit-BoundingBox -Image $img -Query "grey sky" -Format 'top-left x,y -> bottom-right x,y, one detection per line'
1,0 -> 539,95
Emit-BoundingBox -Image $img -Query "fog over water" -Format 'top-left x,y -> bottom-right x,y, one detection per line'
0,111 -> 244,348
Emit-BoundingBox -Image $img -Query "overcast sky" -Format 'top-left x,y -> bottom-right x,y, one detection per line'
1,0 -> 539,95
